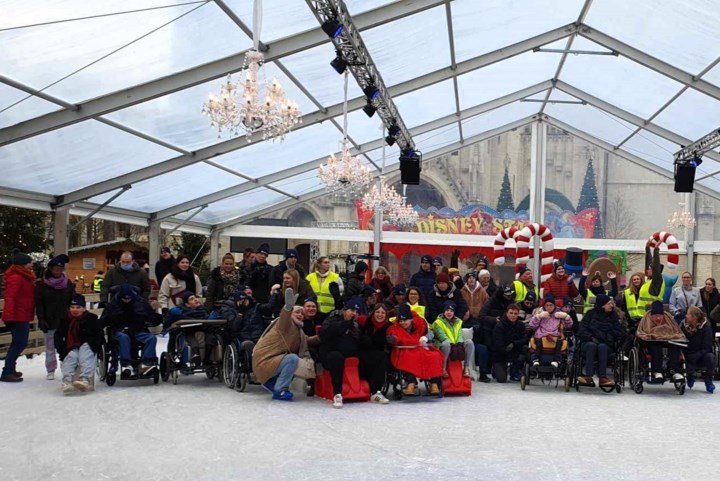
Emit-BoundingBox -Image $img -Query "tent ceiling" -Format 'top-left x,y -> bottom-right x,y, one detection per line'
1,0 -> 720,232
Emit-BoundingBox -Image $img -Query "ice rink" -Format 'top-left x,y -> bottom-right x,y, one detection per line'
2,336 -> 719,481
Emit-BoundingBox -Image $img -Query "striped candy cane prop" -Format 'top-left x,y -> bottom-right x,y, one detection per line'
515,223 -> 555,282
493,227 -> 518,266
646,231 -> 679,272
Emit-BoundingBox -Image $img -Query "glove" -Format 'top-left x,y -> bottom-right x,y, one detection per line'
284,288 -> 299,311
539,311 -> 550,319
271,283 -> 281,294
386,334 -> 398,344
98,302 -> 107,309
607,271 -> 616,280
506,343 -> 514,352
38,321 -> 49,334
328,282 -> 341,301
419,335 -> 428,345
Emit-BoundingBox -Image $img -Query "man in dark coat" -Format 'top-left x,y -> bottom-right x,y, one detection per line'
101,251 -> 151,305
271,249 -> 307,287
245,243 -> 275,304
343,260 -> 368,301
426,272 -> 468,323
155,247 -> 175,285
491,303 -> 528,382
577,294 -> 625,387
409,254 -> 436,300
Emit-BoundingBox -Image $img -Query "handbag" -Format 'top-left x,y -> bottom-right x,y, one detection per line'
449,343 -> 466,362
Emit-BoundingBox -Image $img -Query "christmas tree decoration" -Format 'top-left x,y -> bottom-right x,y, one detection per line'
577,158 -> 604,238
0,206 -> 49,265
496,155 -> 515,212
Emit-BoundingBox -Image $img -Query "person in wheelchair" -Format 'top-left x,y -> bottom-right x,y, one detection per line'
577,294 -> 625,387
386,305 -> 443,396
491,304 -> 529,382
636,301 -> 687,383
220,290 -> 266,360
528,294 -> 573,369
165,292 -> 222,369
431,300 -> 474,379
681,306 -> 716,393
101,284 -> 160,378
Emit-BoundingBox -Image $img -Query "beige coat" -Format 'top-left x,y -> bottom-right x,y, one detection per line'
158,273 -> 202,309
636,312 -> 688,343
461,284 -> 489,318
252,308 -> 310,384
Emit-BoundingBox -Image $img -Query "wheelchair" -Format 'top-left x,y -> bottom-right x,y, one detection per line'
96,326 -> 159,386
627,338 -> 686,395
159,319 -> 228,385
382,364 -> 444,400
569,340 -> 623,393
520,334 -> 573,392
221,336 -> 255,392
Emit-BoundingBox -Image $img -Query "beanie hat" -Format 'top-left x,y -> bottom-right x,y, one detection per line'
563,295 -> 575,309
436,272 -> 450,284
180,291 -> 195,305
443,300 -> 456,311
650,300 -> 664,315
12,251 -> 32,266
303,297 -> 318,308
502,285 -> 515,299
257,243 -> 270,256
420,254 -> 433,264
525,290 -> 537,302
433,256 -> 443,266
476,256 -> 488,268
553,261 -> 563,273
518,266 -> 530,276
160,246 -> 172,254
397,304 -> 413,321
285,248 -> 298,259
354,260 -> 369,274
393,284 -> 407,295
344,296 -> 364,311
234,290 -> 248,301
118,284 -> 138,301
595,294 -> 611,309
48,254 -> 70,269
464,271 -> 478,281
70,294 -> 86,307
543,293 -> 556,306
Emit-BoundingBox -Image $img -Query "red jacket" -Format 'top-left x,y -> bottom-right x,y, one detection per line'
2,265 -> 37,322
541,274 -> 580,307
387,312 -> 443,380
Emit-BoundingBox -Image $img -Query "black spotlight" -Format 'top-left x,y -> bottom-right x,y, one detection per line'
330,53 -> 346,74
363,84 -> 380,101
385,124 -> 401,146
322,19 -> 344,38
362,100 -> 376,118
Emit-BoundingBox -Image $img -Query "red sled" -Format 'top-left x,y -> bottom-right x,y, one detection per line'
314,357 -> 371,402
442,360 -> 472,396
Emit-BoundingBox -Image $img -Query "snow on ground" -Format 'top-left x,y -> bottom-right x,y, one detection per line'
2,336 -> 719,481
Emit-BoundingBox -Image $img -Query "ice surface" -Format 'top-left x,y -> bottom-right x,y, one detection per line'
2,336 -> 719,481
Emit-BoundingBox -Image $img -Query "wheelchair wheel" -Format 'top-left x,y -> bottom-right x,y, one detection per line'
564,374 -> 571,392
96,344 -> 107,381
236,371 -> 249,392
520,364 -> 529,390
674,379 -> 686,395
171,367 -> 178,385
153,370 -> 159,384
106,371 -> 116,387
628,347 -> 640,392
223,343 -> 239,389
633,383 -> 643,394
160,352 -> 170,382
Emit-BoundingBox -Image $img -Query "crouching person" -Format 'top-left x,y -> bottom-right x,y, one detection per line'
55,295 -> 103,394
682,306 -> 716,393
432,301 -> 474,378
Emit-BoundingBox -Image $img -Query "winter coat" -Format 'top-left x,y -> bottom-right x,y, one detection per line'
491,316 -> 529,360
101,263 -> 151,303
101,296 -> 158,335
358,316 -> 390,351
528,310 -> 573,339
579,276 -> 619,303
386,312 -> 443,379
541,274 -> 580,306
577,308 -> 625,345
343,272 -> 367,301
34,277 -> 75,332
219,300 -> 267,343
461,283 -> 489,318
682,320 -> 713,358
409,268 -> 436,300
205,266 -> 244,310
669,286 -> 703,320
701,288 -> 720,317
54,312 -> 103,361
431,315 -> 465,345
319,311 -> 366,357
244,261 -> 274,304
252,308 -> 310,384
478,289 -> 512,346
1,265 -> 36,322
271,261 -> 307,288
481,278 -> 498,299
426,283 -> 468,323
370,277 -> 394,302
155,257 -> 175,285
158,272 -> 203,309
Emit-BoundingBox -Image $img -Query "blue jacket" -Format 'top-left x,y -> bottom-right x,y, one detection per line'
409,268 -> 436,300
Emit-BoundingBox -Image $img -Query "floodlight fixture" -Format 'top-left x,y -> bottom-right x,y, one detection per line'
363,100 -> 376,118
330,52 -> 347,74
363,84 -> 380,101
322,19 -> 344,38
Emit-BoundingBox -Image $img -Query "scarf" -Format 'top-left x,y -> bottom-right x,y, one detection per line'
219,268 -> 241,299
7,264 -> 36,282
314,269 -> 330,290
43,272 -> 69,290
171,264 -> 197,294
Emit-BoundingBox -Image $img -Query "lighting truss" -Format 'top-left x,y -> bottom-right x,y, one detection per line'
674,127 -> 720,164
307,0 -> 415,151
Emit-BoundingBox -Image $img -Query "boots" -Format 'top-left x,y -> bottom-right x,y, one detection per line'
403,383 -> 416,396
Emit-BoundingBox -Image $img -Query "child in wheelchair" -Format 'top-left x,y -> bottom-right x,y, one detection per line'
164,291 -> 223,371
528,294 -> 573,369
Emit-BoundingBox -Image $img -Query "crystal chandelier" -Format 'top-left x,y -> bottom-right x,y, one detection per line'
386,202 -> 419,226
202,0 -> 301,142
667,209 -> 696,229
362,180 -> 405,212
319,71 -> 372,194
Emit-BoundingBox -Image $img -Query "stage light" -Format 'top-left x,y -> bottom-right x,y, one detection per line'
322,19 -> 344,38
330,52 -> 347,74
690,155 -> 703,168
385,124 -> 401,146
363,84 -> 379,101
363,100 -> 376,118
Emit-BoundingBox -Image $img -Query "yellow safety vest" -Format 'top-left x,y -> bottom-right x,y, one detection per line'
624,288 -> 644,320
432,317 -> 463,344
584,289 -> 608,312
92,277 -> 103,293
390,304 -> 426,323
638,279 -> 665,310
306,271 -> 340,314
513,280 -> 539,303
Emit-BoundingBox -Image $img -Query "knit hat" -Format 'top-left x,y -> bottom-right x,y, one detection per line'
303,297 -> 318,308
70,294 -> 86,307
285,248 -> 298,259
525,290 -> 537,302
502,285 -> 515,299
443,300 -> 456,311
180,291 -> 195,305
354,260 -> 369,274
563,295 -> 575,309
436,272 -> 450,284
397,304 -> 413,321
234,290 -> 248,301
595,294 -> 611,309
420,254 -> 433,264
48,254 -> 69,268
160,246 -> 171,254
118,284 -> 138,301
464,271 -> 478,281
433,256 -> 443,266
518,266 -> 530,276
393,284 -> 407,295
448,267 -> 460,278
344,296 -> 364,311
650,300 -> 664,315
12,250 -> 32,266
543,293 -> 556,306
476,256 -> 488,268
553,261 -> 563,273
257,243 -> 270,256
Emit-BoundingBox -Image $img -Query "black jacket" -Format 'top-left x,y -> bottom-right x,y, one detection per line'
701,288 -> 720,316
409,268 -> 436,300
426,283 -> 468,323
343,272 -> 367,301
34,278 -> 75,332
683,320 -> 714,358
320,311 -> 365,357
578,308 -> 625,345
271,261 -> 307,288
54,312 -> 103,361
244,261 -> 274,304
491,316 -> 528,360
219,300 -> 267,343
101,296 -> 158,335
360,318 -> 390,351
479,288 -> 513,346
155,257 -> 175,285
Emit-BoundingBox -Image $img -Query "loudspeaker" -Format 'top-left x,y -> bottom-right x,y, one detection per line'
400,159 -> 421,185
674,165 -> 696,193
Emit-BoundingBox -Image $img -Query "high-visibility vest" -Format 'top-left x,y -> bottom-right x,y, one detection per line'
624,288 -> 644,320
513,280 -> 538,303
92,277 -> 103,293
639,279 -> 665,310
306,271 -> 340,314
390,304 -> 426,323
432,317 -> 463,344
584,289 -> 608,312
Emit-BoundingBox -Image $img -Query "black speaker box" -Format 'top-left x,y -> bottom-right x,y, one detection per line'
674,165 -> 695,193
400,159 -> 421,185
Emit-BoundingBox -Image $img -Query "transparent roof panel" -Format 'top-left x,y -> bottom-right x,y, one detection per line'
213,121 -> 341,178
0,1 -> 251,103
337,108 -> 384,146
174,187 -> 287,224
87,163 -> 245,213
362,6 -> 451,87
106,60 -> 318,151
585,0 -> 720,74
270,170 -> 322,197
0,120 -> 175,194
393,79 -> 456,129
344,0 -> 397,15
560,37 -> 684,118
653,89 -> 720,141
452,0 -> 583,63
224,0 -> 318,43
621,130 -> 678,170
414,124 -> 461,153
456,47 -> 560,110
706,63 -> 720,87
0,83 -> 60,128
462,101 -> 538,139
545,103 -> 636,145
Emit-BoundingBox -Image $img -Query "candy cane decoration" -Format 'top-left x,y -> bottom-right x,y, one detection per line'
493,227 -> 518,266
646,231 -> 679,272
515,223 -> 555,282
